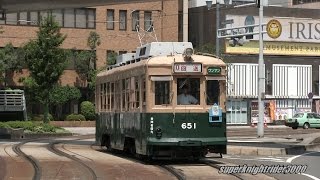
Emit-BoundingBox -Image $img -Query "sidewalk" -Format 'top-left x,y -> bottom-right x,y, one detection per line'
227,132 -> 320,156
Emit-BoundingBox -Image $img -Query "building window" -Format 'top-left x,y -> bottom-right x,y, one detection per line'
87,9 -> 95,28
52,9 -> 63,26
132,10 -> 139,31
144,11 -> 153,32
106,9 -> 114,30
75,9 -> 86,28
0,8 -> 95,28
30,11 -> 39,25
64,9 -> 75,28
119,10 -> 127,30
40,11 -> 48,20
6,13 -> 18,25
18,12 -> 28,25
119,51 -> 127,55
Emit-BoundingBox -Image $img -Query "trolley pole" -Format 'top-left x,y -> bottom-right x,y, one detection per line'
257,2 -> 265,138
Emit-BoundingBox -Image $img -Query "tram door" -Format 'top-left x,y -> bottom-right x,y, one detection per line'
226,100 -> 247,124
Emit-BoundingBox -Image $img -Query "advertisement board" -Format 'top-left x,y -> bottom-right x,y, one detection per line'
251,100 -> 274,124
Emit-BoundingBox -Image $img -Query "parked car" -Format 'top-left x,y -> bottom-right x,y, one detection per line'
285,112 -> 320,129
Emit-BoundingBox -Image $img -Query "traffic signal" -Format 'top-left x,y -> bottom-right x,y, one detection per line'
256,0 -> 260,7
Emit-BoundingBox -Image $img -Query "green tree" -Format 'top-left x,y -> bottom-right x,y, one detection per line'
74,31 -> 101,100
49,85 -> 81,120
23,15 -> 67,123
194,43 -> 215,54
107,51 -> 118,65
0,43 -> 24,87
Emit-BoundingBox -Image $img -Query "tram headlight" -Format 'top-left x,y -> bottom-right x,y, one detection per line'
155,127 -> 162,139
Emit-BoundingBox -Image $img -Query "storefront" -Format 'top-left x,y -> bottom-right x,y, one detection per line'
226,99 -> 248,124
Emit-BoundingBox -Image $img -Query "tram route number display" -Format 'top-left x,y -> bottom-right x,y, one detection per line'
181,122 -> 196,129
173,63 -> 202,73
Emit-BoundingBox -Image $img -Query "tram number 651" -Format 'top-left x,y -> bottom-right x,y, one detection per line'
181,123 -> 196,129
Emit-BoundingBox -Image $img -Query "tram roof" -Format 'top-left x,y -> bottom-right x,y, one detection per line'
97,54 -> 225,78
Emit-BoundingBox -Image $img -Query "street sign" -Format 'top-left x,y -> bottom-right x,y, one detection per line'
221,19 -> 234,25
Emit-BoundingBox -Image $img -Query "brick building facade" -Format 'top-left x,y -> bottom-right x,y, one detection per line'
0,1 -> 180,117
0,1 -> 180,87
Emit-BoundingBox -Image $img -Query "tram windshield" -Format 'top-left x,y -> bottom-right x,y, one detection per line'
177,78 -> 200,105
206,80 -> 220,105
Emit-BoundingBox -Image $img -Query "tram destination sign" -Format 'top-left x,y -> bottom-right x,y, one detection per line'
173,63 -> 202,73
207,67 -> 221,75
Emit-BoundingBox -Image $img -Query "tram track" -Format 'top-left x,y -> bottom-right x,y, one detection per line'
200,159 -> 245,180
12,139 -> 42,180
160,165 -> 185,180
47,138 -> 98,180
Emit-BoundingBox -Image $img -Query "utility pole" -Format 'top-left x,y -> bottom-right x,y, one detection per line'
183,0 -> 188,42
257,1 -> 265,138
216,0 -> 220,57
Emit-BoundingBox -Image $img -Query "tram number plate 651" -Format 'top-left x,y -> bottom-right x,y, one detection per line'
181,123 -> 196,129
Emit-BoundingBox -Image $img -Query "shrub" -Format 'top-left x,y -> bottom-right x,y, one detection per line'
0,122 -> 10,128
32,114 -> 54,121
65,114 -> 86,121
2,121 -> 62,133
5,121 -> 35,131
80,101 -> 95,120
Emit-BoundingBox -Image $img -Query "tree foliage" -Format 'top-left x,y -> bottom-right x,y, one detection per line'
194,43 -> 215,54
80,101 -> 95,120
0,43 -> 25,87
23,15 -> 67,123
49,85 -> 81,105
74,31 -> 101,100
107,51 -> 118,65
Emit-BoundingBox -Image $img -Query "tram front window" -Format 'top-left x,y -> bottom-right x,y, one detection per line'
177,78 -> 200,105
206,80 -> 220,105
155,81 -> 170,105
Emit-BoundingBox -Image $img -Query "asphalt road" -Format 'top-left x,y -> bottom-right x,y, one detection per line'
287,151 -> 320,180
216,151 -> 320,180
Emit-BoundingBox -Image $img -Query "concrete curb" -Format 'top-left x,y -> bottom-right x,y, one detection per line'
228,143 -> 320,156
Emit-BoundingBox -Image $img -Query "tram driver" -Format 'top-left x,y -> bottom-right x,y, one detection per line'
177,86 -> 199,105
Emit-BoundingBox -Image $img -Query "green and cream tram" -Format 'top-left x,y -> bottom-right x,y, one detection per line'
96,42 -> 227,159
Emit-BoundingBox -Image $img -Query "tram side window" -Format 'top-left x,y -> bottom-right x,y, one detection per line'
115,81 -> 121,111
111,82 -> 115,110
135,77 -> 140,108
142,77 -> 146,107
155,81 -> 170,105
106,82 -> 110,110
177,78 -> 200,105
206,80 -> 220,105
100,83 -> 107,110
122,79 -> 126,110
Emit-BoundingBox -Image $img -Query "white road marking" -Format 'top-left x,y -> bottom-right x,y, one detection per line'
301,173 -> 320,180
228,140 -> 262,143
286,151 -> 319,163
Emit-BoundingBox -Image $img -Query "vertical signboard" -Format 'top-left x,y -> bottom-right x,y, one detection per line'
251,100 -> 273,124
